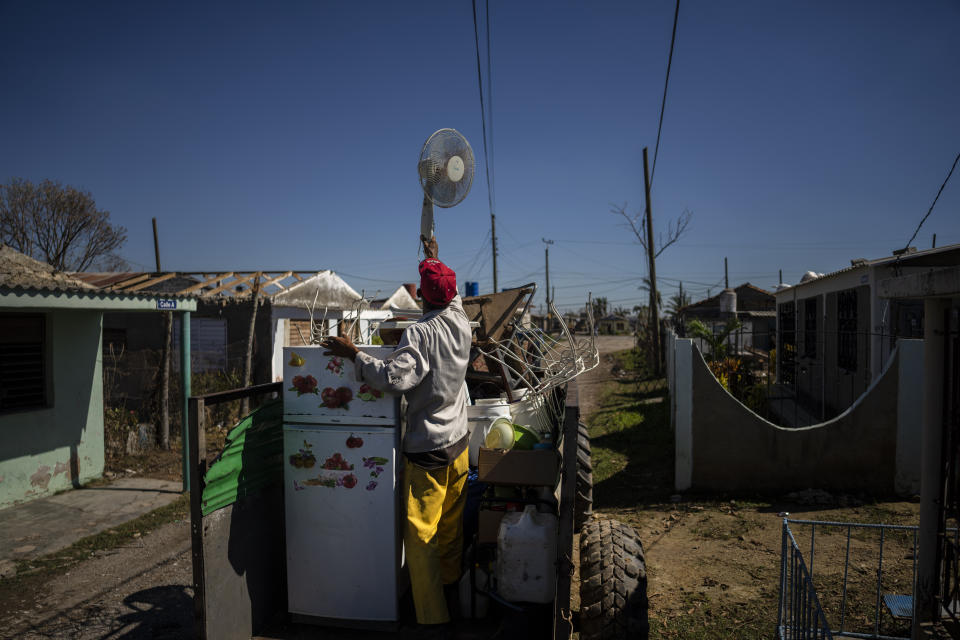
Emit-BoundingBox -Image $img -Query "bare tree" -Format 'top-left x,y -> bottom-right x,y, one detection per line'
611,204 -> 692,259
0,178 -> 127,271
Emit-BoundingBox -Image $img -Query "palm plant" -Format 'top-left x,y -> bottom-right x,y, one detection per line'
686,317 -> 742,362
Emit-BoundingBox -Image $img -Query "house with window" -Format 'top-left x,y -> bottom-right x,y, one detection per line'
679,283 -> 777,354
598,313 -> 629,335
774,243 -> 960,420
0,245 -> 195,509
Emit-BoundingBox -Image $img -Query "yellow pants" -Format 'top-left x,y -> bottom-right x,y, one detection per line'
404,446 -> 469,625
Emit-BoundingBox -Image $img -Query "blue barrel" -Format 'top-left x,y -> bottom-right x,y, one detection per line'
465,281 -> 479,297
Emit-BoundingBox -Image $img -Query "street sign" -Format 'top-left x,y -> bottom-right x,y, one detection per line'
157,299 -> 177,310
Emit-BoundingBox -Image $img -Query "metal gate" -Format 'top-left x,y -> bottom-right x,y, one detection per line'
938,307 -> 960,622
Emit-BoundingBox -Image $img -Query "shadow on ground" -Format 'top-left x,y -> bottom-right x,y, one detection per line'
108,585 -> 194,639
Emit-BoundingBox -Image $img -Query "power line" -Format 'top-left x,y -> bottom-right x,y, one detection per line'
471,0 -> 498,291
903,151 -> 960,250
650,0 -> 680,187
485,0 -> 495,219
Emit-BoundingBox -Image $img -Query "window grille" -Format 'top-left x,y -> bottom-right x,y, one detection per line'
778,302 -> 796,385
838,290 -> 858,371
803,298 -> 817,359
0,314 -> 47,411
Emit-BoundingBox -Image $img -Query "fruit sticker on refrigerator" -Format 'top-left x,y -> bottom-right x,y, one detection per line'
320,386 -> 352,410
289,375 -> 319,397
321,452 -> 353,470
299,473 -> 359,489
357,384 -> 383,402
326,356 -> 345,377
289,441 -> 316,468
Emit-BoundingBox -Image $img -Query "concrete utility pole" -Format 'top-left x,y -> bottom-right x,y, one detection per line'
491,214 -> 498,293
642,147 -> 661,376
543,238 -> 554,314
724,257 -> 729,289
914,299 -> 950,638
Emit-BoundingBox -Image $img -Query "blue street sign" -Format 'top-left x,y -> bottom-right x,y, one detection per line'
157,299 -> 177,310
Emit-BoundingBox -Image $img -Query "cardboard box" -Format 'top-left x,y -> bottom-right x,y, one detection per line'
478,509 -> 505,544
477,447 -> 559,486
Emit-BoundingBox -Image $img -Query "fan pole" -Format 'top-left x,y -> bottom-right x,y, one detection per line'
491,213 -> 498,292
642,147 -> 662,376
543,238 -> 554,324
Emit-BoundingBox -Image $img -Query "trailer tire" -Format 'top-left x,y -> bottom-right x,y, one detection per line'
579,518 -> 649,640
575,422 -> 593,530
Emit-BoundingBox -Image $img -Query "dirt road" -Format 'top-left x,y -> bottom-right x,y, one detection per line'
3,521 -> 194,639
574,335 -> 635,417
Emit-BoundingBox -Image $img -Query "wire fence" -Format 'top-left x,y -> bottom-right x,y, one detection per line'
102,340 -> 273,458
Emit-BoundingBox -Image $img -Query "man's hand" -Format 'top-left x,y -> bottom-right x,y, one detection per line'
421,234 -> 438,260
321,335 -> 359,361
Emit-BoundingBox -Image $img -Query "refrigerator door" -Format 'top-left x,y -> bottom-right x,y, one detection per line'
284,346 -> 398,423
284,425 -> 400,621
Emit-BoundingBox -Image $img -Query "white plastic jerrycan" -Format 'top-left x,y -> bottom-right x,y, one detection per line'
495,505 -> 558,603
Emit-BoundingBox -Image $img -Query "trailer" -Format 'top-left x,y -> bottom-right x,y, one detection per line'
186,287 -> 648,639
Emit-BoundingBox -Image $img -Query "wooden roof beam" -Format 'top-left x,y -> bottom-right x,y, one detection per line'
259,271 -> 293,293
126,272 -> 178,292
204,271 -> 262,298
113,273 -> 152,290
180,272 -> 234,295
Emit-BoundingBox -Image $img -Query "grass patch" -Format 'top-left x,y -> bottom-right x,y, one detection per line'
587,349 -> 672,508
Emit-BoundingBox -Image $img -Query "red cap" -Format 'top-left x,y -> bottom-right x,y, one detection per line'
419,259 -> 457,306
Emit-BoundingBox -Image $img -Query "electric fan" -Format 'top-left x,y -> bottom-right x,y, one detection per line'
418,128 -> 475,240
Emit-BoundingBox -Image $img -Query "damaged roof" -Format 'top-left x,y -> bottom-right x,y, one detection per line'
0,244 -> 98,293
0,245 -> 197,311
271,271 -> 362,308
70,269 -> 362,308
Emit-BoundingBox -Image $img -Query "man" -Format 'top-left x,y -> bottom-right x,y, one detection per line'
321,235 -> 471,630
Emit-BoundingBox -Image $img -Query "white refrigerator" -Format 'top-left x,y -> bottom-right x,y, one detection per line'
282,346 -> 404,623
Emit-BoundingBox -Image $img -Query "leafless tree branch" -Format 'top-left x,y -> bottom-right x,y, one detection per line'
654,207 -> 692,258
610,202 -> 692,259
0,178 -> 127,271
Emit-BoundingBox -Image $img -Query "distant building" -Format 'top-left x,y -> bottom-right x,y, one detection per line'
679,283 -> 776,354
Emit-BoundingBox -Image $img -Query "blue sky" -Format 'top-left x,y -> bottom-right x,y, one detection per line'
2,1 -> 958,313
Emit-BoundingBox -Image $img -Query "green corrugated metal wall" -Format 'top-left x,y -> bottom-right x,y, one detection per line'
201,399 -> 284,516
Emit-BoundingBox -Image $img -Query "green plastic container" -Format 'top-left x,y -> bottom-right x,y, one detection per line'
511,423 -> 540,450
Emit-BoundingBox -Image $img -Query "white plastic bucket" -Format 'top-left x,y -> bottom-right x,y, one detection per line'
467,399 -> 510,466
509,391 -> 552,437
495,505 -> 558,603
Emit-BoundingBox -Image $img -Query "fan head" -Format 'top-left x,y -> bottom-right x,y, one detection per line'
418,128 -> 474,208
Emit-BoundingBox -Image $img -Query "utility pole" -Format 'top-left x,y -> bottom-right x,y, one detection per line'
542,238 -> 554,312
491,214 -> 498,293
779,269 -> 783,285
933,233 -> 937,249
642,147 -> 661,376
153,218 -> 172,450
724,257 -> 729,289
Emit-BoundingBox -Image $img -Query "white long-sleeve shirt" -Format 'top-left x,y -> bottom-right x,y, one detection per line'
354,295 -> 471,454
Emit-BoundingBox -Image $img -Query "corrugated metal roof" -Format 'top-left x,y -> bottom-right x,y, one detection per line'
201,399 -> 284,516
780,243 -> 960,292
0,244 -> 98,293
